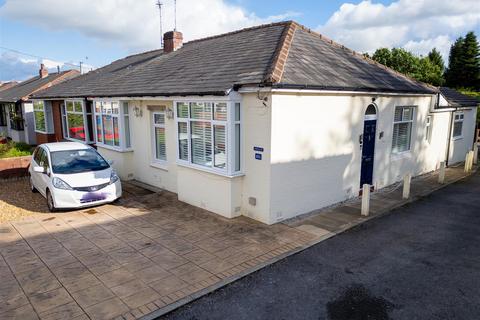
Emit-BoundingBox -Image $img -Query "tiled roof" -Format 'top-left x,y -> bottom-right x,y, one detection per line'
33,21 -> 435,99
279,24 -> 436,93
0,82 -> 18,92
439,87 -> 479,108
0,70 -> 79,102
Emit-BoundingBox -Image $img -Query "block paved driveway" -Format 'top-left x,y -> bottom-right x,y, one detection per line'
161,172 -> 480,320
0,182 -> 317,320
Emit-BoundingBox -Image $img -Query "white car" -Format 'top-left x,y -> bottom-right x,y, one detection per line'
29,142 -> 122,212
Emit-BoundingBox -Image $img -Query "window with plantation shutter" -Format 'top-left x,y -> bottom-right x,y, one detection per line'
175,101 -> 241,175
392,106 -> 415,154
152,111 -> 166,162
452,112 -> 464,138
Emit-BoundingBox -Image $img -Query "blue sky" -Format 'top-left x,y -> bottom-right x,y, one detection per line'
0,0 -> 479,81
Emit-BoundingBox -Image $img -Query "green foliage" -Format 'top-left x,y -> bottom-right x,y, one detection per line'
457,88 -> 480,123
0,141 -> 33,159
428,48 -> 445,71
371,47 -> 444,86
445,32 -> 480,89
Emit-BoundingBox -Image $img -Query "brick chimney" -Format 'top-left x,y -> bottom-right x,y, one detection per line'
39,63 -> 48,78
163,31 -> 183,53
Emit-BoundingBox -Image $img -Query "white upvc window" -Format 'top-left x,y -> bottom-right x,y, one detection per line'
33,101 -> 54,134
64,99 -> 93,143
425,115 -> 433,143
175,101 -> 242,176
152,110 -> 167,163
94,100 -> 131,151
392,106 -> 415,154
453,112 -> 464,139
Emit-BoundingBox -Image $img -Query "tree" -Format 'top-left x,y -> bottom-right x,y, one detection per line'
370,47 -> 444,86
445,32 -> 480,89
462,32 -> 480,89
428,48 -> 445,71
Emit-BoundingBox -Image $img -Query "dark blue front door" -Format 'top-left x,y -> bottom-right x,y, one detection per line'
360,120 -> 377,186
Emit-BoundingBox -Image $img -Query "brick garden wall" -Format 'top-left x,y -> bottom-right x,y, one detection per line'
0,156 -> 31,179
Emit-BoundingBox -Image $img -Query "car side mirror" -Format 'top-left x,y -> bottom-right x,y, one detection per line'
108,160 -> 114,165
33,166 -> 45,173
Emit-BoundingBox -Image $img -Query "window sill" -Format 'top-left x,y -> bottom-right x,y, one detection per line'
452,136 -> 463,141
35,130 -> 54,135
391,150 -> 412,160
95,144 -> 133,153
176,161 -> 244,178
150,161 -> 168,171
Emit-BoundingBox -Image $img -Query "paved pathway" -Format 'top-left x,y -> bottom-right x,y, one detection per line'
0,165 -> 472,320
0,185 -> 315,320
161,170 -> 480,320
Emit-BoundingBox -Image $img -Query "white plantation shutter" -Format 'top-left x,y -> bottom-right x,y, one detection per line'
153,112 -> 166,161
178,122 -> 188,160
392,106 -> 414,153
191,121 -> 212,166
214,125 -> 226,168
175,101 -> 241,174
453,112 -> 464,138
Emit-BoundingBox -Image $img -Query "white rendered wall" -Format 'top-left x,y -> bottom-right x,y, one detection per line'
268,92 -> 446,222
448,107 -> 477,164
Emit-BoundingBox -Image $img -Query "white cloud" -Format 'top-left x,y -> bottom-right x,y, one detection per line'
318,0 -> 480,60
0,51 -> 91,81
0,0 -> 295,80
0,0 -> 297,52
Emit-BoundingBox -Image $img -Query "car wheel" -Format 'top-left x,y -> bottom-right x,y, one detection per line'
46,190 -> 56,212
30,176 -> 38,193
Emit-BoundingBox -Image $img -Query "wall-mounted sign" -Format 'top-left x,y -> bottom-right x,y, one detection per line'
255,153 -> 262,160
253,146 -> 264,152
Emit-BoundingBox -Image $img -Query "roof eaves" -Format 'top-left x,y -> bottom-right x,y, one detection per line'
272,83 -> 436,95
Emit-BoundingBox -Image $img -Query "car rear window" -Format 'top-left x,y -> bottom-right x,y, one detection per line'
50,149 -> 110,174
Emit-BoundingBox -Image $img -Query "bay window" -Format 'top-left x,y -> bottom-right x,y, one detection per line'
8,103 -> 24,131
94,100 -> 131,150
392,106 -> 415,154
0,104 -> 7,127
175,101 -> 241,175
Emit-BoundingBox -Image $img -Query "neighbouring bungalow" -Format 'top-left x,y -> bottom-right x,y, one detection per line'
32,21 -> 478,224
0,65 -> 79,144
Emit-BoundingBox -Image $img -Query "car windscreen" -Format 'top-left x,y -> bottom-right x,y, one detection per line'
50,149 -> 110,174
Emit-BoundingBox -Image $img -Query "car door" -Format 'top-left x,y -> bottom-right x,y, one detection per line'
30,147 -> 43,192
37,148 -> 52,196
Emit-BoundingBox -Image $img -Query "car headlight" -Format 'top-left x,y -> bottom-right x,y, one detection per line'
52,177 -> 73,190
110,170 -> 119,184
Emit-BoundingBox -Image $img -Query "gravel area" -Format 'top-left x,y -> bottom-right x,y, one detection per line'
0,177 -> 48,223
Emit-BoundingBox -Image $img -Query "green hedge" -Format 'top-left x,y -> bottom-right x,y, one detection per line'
0,141 -> 33,159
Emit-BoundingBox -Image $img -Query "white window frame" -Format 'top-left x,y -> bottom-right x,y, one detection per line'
33,101 -> 54,134
151,109 -> 167,166
64,99 -> 93,143
93,99 -> 132,151
392,106 -> 415,154
174,98 -> 243,177
452,111 -> 464,140
425,115 -> 433,143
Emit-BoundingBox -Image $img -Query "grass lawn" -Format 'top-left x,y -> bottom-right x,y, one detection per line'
0,141 -> 33,159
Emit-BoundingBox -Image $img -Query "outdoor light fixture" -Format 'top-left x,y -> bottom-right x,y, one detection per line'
166,107 -> 174,119
134,106 -> 143,117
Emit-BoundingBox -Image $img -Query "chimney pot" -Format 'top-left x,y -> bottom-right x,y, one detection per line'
163,31 -> 183,53
39,63 -> 48,78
